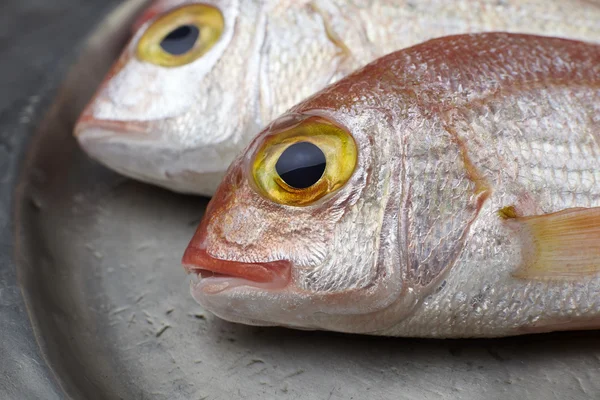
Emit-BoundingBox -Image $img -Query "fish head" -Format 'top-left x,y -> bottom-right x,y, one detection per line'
182,78 -> 414,333
75,0 -> 264,195
75,0 -> 358,195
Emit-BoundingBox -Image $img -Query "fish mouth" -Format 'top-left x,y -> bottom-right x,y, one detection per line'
182,247 -> 292,292
74,115 -> 151,141
73,116 -> 164,185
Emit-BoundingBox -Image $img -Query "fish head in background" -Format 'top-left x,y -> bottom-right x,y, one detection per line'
74,0 -> 355,195
182,33 -> 600,336
74,0 -> 600,196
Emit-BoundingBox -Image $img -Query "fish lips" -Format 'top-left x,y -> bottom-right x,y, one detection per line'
74,115 -> 154,142
182,246 -> 292,293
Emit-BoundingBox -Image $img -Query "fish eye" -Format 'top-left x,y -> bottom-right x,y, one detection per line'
136,4 -> 224,67
252,117 -> 357,206
160,25 -> 200,55
275,142 -> 327,189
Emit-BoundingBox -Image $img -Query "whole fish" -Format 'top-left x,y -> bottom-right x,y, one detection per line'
74,0 -> 600,196
182,33 -> 600,338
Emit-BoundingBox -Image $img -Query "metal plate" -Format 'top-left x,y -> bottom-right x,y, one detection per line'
4,1 -> 600,399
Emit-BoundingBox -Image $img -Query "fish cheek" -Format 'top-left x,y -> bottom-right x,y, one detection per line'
283,118 -> 384,296
204,181 -> 332,267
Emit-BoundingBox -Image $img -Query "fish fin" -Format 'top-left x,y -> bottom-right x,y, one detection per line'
508,207 -> 600,280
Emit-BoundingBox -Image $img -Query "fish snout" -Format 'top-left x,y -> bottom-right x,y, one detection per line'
74,111 -> 235,195
182,246 -> 291,285
74,111 -> 152,142
73,113 -> 157,180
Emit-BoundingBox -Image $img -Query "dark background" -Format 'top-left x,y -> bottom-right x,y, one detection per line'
0,1 -> 125,398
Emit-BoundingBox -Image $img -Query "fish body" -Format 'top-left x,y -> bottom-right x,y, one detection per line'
182,33 -> 600,338
75,0 -> 600,196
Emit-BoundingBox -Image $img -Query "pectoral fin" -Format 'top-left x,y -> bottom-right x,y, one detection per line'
507,207 -> 600,280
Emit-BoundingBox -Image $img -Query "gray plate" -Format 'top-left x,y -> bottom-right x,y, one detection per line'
4,1 -> 600,399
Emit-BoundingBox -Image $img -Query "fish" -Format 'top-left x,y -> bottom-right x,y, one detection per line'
74,0 -> 600,196
181,32 -> 600,338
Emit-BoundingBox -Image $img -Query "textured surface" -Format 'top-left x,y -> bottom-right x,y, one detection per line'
5,2 -> 600,400
185,33 -> 600,337
75,0 -> 600,195
382,35 -> 600,337
0,0 -> 139,398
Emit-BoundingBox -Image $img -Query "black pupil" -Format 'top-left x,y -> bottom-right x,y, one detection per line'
275,142 -> 326,189
160,25 -> 200,55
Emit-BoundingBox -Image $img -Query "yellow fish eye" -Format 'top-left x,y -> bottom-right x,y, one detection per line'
252,117 -> 358,206
136,4 -> 224,68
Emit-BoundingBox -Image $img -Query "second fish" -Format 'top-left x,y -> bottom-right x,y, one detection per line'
75,0 -> 600,195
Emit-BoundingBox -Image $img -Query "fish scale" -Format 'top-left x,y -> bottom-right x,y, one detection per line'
456,87 -> 600,213
387,86 -> 600,337
183,33 -> 600,337
75,0 -> 600,196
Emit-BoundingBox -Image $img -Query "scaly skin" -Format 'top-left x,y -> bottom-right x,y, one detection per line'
183,33 -> 600,338
75,0 -> 600,196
